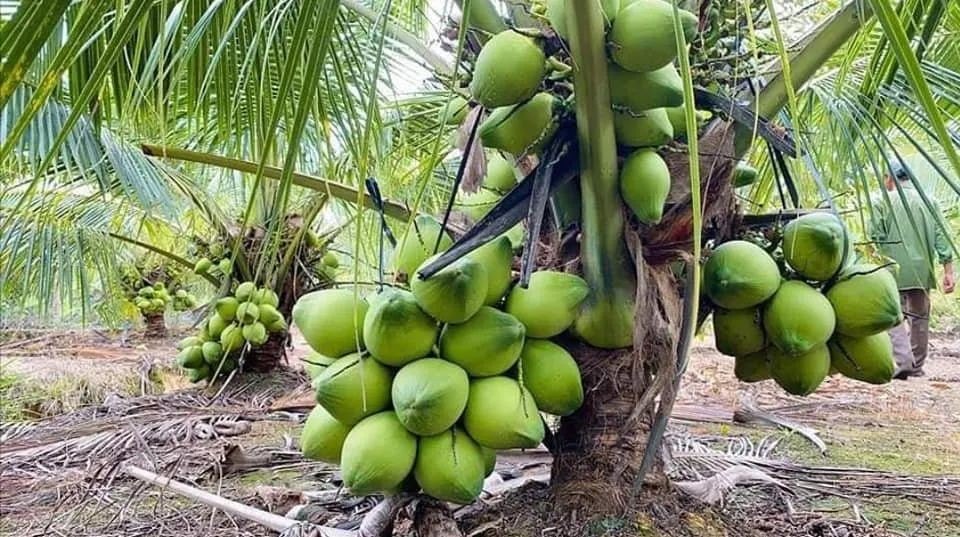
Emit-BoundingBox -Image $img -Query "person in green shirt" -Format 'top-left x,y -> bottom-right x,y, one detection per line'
870,161 -> 955,379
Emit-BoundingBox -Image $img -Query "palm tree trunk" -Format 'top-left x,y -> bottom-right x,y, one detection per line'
142,312 -> 167,338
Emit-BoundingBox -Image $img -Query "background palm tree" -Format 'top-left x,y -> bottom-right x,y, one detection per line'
1,0 -> 958,527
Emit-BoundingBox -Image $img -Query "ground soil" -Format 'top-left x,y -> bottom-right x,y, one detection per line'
1,326 -> 958,537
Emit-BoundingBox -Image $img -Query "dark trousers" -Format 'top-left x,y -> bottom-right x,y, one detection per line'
890,289 -> 931,372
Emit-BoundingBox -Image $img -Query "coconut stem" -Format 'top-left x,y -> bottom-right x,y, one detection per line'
564,0 -> 635,348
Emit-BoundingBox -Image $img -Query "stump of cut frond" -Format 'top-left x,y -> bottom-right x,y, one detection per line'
142,312 -> 167,338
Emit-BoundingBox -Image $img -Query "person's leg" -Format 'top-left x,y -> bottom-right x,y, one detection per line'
906,289 -> 931,373
891,291 -> 916,378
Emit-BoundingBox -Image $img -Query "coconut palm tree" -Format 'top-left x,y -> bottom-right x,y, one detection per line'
1,0 -> 958,531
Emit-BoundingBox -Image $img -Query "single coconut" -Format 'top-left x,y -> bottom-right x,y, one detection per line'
769,344 -> 831,396
411,255 -> 488,324
300,404 -> 352,464
713,307 -> 766,357
782,212 -> 848,281
480,92 -> 558,156
201,341 -> 223,365
363,289 -> 439,367
439,307 -> 525,377
703,240 -> 782,309
312,353 -> 394,425
763,281 -> 836,355
483,153 -> 519,193
391,215 -> 454,279
467,235 -> 515,306
829,332 -> 895,385
826,264 -> 902,337
613,107 -> 674,147
608,63 -> 683,113
236,302 -> 260,324
392,358 -> 470,436
517,339 -> 583,416
608,0 -> 698,72
235,281 -> 256,302
206,313 -> 228,339
735,351 -> 771,383
340,412 -> 417,495
504,271 -> 589,338
292,288 -> 368,357
242,322 -> 268,345
619,148 -> 671,224
219,324 -> 246,353
215,296 -> 239,321
177,345 -> 205,369
470,30 -> 545,108
414,427 -> 486,504
463,376 -> 544,449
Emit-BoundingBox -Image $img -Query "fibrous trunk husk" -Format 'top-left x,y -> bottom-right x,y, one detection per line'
143,312 -> 167,338
413,497 -> 463,537
551,121 -> 739,515
243,332 -> 288,373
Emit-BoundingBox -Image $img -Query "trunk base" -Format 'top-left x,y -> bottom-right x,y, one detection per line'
243,333 -> 288,373
143,313 -> 167,338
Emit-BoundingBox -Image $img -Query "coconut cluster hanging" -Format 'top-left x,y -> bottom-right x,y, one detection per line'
176,282 -> 288,383
294,226 -> 588,504
705,213 -> 904,393
430,0 -> 712,234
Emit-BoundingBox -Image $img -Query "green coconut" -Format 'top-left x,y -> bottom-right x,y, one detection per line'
267,318 -> 288,333
703,240 -> 782,309
292,288 -> 368,357
303,351 -> 337,380
258,304 -> 283,327
219,323 -> 246,353
467,235 -> 515,306
177,336 -> 203,350
829,332 -> 895,385
322,251 -> 340,268
613,108 -> 674,147
186,365 -> 210,383
480,92 -> 558,156
218,258 -> 232,274
215,297 -> 239,321
470,30 -> 545,108
212,356 -> 237,375
735,351 -> 771,383
300,404 -> 352,464
713,307 -> 766,357
363,289 -> 439,367
763,281 -> 836,355
411,255 -> 488,324
313,353 -> 394,425
414,427 -> 486,504
235,302 -> 260,325
609,0 -> 698,73
201,341 -> 223,365
340,411 -> 418,495
392,215 -> 454,279
242,322 -> 268,345
235,281 -> 256,302
194,258 -> 212,274
483,153 -> 519,192
177,345 -> 205,369
463,376 -> 545,449
482,447 -> 497,477
620,148 -> 671,224
609,63 -> 683,113
782,213 -> 848,281
826,264 -> 902,337
505,271 -> 589,338
252,288 -> 280,308
732,162 -> 758,187
769,344 -> 831,396
439,307 -> 526,377
517,339 -> 583,416
392,358 -> 470,435
441,95 -> 469,125
456,188 -> 502,222
546,0 -> 620,38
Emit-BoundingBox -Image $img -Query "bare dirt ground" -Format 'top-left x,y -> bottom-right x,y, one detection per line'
1,326 -> 958,537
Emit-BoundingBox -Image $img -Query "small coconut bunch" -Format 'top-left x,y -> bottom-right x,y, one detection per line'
292,235 -> 589,504
191,240 -> 233,277
176,281 -> 288,383
132,282 -> 171,315
436,0 -> 712,230
704,213 -> 903,395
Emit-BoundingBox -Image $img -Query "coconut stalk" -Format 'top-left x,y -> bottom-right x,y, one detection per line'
564,0 -> 636,349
